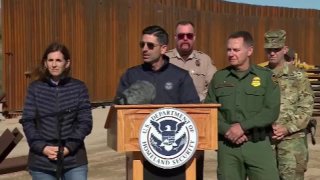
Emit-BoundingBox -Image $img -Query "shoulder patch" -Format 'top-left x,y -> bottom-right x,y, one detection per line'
292,70 -> 304,79
287,64 -> 307,79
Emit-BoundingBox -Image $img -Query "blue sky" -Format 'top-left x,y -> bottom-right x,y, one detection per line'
224,0 -> 320,10
1,1 -> 319,10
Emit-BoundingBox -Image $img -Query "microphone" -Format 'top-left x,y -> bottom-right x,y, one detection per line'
115,80 -> 156,105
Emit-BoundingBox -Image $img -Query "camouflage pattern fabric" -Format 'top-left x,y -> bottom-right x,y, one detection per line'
271,63 -> 314,180
275,138 -> 307,180
264,29 -> 286,48
272,63 -> 314,139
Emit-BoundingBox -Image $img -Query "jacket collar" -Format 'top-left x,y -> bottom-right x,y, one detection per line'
142,55 -> 170,72
43,76 -> 71,86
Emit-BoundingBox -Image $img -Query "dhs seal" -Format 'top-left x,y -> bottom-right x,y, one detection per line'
139,108 -> 198,169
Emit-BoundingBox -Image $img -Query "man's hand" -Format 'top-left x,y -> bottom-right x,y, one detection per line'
272,124 -> 288,140
235,134 -> 248,144
225,123 -> 245,143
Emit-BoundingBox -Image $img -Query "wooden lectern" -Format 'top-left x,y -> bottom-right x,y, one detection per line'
104,104 -> 219,180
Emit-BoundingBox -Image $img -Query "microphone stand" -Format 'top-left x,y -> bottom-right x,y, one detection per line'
54,102 -> 111,180
56,112 -> 64,180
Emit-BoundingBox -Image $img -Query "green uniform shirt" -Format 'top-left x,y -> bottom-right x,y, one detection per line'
268,63 -> 314,139
205,64 -> 280,135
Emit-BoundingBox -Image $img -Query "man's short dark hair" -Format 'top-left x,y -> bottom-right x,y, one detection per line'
228,31 -> 254,47
142,25 -> 169,45
175,20 -> 195,28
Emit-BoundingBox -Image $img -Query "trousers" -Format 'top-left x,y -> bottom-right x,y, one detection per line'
275,137 -> 308,180
217,138 -> 279,180
29,164 -> 88,180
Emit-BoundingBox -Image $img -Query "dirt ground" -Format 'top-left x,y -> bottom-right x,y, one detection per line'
0,107 -> 319,180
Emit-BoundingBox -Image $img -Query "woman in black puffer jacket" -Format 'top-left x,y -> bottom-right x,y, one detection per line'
21,42 -> 92,180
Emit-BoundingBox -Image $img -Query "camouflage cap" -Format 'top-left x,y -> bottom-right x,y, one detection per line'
264,29 -> 286,48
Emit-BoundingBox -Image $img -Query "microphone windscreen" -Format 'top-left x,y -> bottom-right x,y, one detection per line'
121,80 -> 156,105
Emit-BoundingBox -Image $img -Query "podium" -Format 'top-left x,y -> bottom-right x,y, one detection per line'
104,104 -> 219,180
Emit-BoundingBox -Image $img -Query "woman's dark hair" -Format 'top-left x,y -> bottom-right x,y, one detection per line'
36,42 -> 71,80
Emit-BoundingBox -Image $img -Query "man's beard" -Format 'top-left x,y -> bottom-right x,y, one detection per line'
178,44 -> 193,56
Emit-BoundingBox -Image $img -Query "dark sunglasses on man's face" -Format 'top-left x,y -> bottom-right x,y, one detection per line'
139,41 -> 160,50
265,48 -> 282,53
177,33 -> 194,40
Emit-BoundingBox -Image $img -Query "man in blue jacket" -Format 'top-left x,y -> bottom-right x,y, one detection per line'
115,25 -> 199,180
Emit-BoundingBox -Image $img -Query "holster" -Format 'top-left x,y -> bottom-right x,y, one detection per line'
306,119 -> 317,145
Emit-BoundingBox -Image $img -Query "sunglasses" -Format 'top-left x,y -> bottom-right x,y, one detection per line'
265,48 -> 282,53
177,33 -> 194,40
139,41 -> 161,50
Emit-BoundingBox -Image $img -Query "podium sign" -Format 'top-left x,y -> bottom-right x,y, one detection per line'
139,107 -> 198,169
105,104 -> 219,180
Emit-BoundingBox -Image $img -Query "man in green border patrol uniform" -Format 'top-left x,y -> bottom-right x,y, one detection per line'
205,31 -> 280,180
265,29 -> 314,180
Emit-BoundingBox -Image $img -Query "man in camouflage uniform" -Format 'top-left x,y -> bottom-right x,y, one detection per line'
166,20 -> 217,102
265,29 -> 314,180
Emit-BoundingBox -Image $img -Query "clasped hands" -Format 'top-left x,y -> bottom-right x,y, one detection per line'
271,124 -> 288,140
225,123 -> 247,144
43,146 -> 70,160
225,123 -> 289,144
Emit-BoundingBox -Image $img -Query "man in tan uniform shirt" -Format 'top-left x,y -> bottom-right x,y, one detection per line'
166,20 -> 217,102
166,20 -> 217,180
